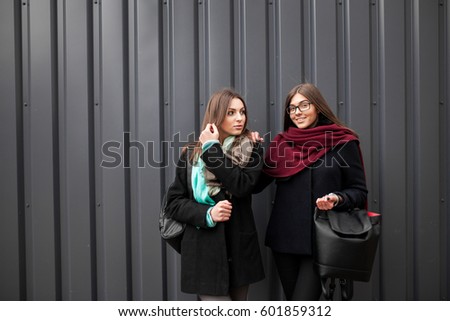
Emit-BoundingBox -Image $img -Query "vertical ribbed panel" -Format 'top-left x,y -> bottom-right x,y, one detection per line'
95,0 -> 128,300
0,0 -> 448,301
439,0 -> 450,300
0,0 -> 21,301
127,0 -> 164,301
23,0 -> 58,300
57,0 -> 93,300
413,0 -> 440,300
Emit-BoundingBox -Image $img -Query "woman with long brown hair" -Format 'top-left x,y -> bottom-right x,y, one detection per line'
165,88 -> 265,300
255,83 -> 367,300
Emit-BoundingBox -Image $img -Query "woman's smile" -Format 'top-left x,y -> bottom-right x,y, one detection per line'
289,93 -> 318,129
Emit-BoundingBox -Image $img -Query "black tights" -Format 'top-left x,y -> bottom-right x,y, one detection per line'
272,251 -> 322,301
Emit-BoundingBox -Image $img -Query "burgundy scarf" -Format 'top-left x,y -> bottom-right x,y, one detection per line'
263,124 -> 359,178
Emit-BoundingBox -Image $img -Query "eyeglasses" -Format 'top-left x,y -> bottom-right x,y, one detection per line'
286,101 -> 312,114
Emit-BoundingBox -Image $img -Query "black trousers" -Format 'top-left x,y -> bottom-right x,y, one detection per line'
272,251 -> 322,301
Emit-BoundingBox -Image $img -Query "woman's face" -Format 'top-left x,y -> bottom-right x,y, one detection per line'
288,93 -> 319,129
218,98 -> 246,139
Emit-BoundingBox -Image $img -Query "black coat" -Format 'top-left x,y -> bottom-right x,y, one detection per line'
255,140 -> 368,255
165,143 -> 265,296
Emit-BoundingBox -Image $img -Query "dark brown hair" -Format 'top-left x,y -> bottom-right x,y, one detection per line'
189,88 -> 250,162
283,83 -> 355,136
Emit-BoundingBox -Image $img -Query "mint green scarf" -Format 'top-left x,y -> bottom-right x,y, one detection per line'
191,135 -> 252,205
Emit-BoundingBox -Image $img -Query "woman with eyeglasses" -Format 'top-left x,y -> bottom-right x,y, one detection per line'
164,88 -> 265,300
254,83 -> 368,300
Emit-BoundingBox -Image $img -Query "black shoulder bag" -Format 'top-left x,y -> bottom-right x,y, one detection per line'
313,208 -> 381,300
159,150 -> 193,253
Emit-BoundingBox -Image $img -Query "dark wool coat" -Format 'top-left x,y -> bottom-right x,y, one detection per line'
255,140 -> 368,255
165,143 -> 265,296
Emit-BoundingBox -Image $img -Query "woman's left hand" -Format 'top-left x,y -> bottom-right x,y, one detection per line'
250,131 -> 264,143
316,193 -> 339,210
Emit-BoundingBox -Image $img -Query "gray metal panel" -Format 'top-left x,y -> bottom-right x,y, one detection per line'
164,0 -> 198,301
346,0 -> 372,135
313,0 -> 338,107
129,0 -> 164,300
377,0 -> 409,300
57,0 -> 93,300
200,0 -> 233,97
0,0 -> 21,300
414,0 -> 440,300
23,0 -> 57,300
405,0 -> 418,301
447,0 -> 450,301
0,0 -> 449,301
95,0 -> 128,300
440,0 -> 450,300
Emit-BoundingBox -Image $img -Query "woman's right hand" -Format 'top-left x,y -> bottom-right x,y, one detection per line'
199,123 -> 220,144
210,200 -> 232,222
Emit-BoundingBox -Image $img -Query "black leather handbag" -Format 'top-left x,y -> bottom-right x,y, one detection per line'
313,208 -> 381,300
159,150 -> 193,254
159,192 -> 185,253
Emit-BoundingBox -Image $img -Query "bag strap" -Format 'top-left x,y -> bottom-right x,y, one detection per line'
186,147 -> 193,199
339,279 -> 353,301
321,277 -> 336,300
320,278 -> 353,301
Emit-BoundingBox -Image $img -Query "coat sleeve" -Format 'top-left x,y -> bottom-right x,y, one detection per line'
165,151 -> 210,228
252,170 -> 274,194
333,141 -> 368,210
201,142 -> 263,198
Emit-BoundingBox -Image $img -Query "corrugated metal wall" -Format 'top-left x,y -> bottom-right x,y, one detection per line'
0,0 -> 448,301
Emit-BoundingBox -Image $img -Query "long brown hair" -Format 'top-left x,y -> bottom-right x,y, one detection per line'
189,88 -> 250,163
283,83 -> 356,136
